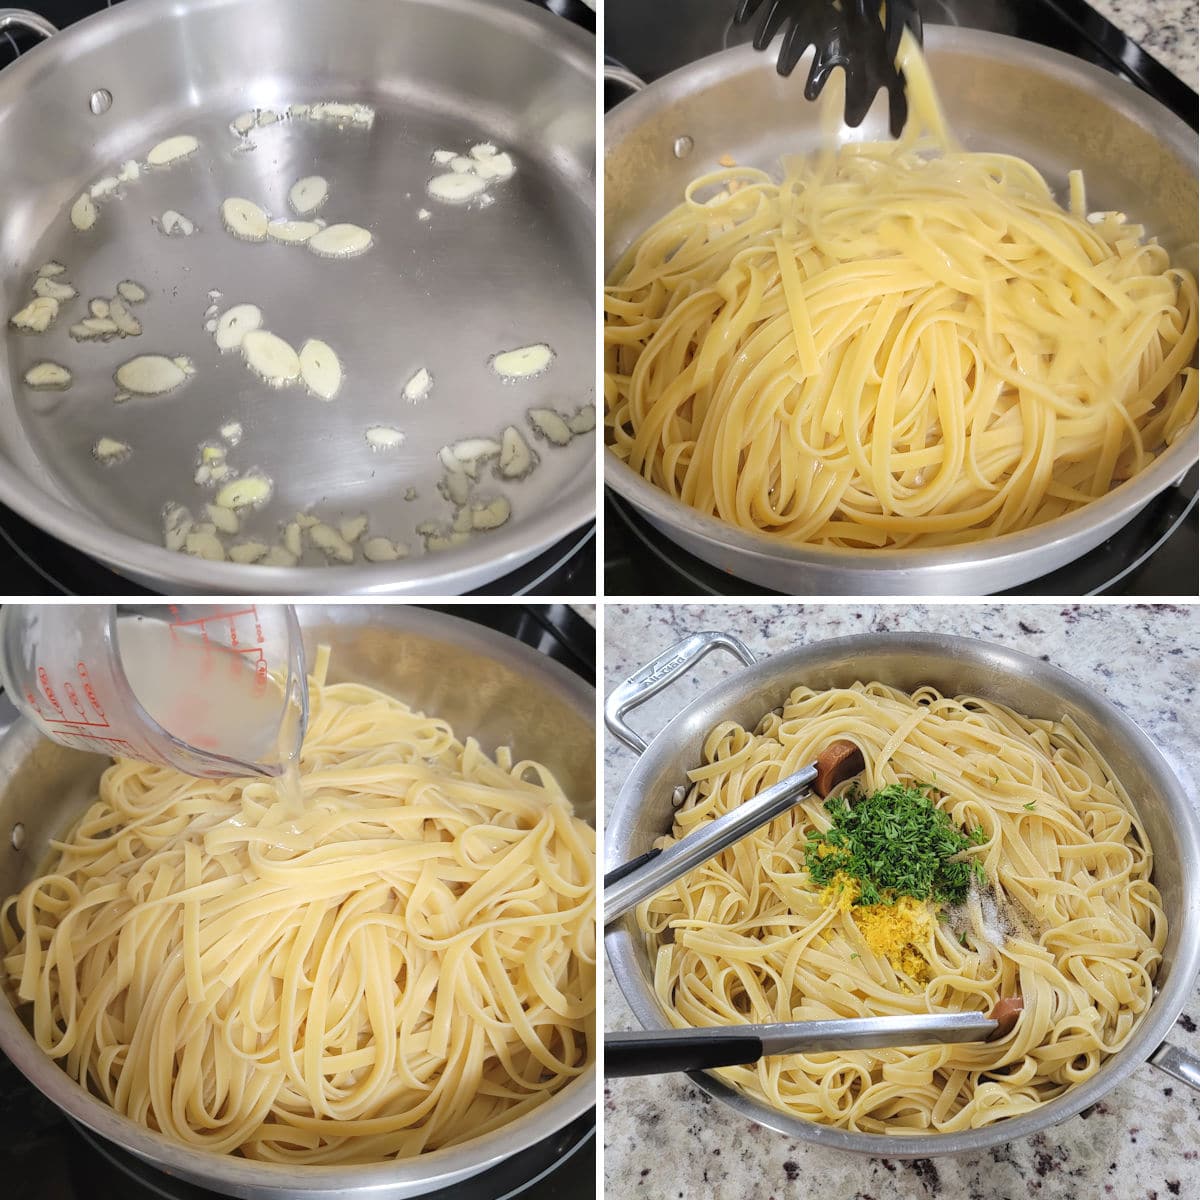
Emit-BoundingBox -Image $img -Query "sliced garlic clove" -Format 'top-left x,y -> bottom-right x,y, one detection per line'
93,436 -> 131,464
33,277 -> 76,301
261,546 -> 298,567
220,421 -> 243,444
115,354 -> 190,396
498,424 -> 538,478
109,297 -> 142,337
221,197 -> 269,241
117,160 -> 140,183
491,343 -> 554,379
214,303 -> 263,351
24,361 -> 72,390
298,338 -> 342,400
147,134 -> 199,166
432,149 -> 456,164
338,514 -> 368,543
527,407 -> 572,446
81,316 -> 119,335
403,366 -> 432,401
70,193 -> 97,231
11,297 -> 59,332
242,329 -> 300,386
417,208 -> 431,221
309,522 -> 354,563
258,109 -> 278,126
427,173 -> 485,203
175,357 -> 196,375
90,176 -> 119,200
117,280 -> 147,304
362,536 -> 404,562
471,496 -> 511,530
568,403 -> 596,434
365,425 -> 405,450
89,298 -> 110,318
288,175 -> 329,216
36,261 -> 66,278
184,530 -> 225,561
470,143 -> 498,160
267,218 -> 320,244
439,466 -> 472,507
159,209 -> 196,236
294,511 -> 320,528
231,111 -> 258,136
215,473 -> 273,510
474,151 -> 515,180
453,437 -> 502,466
206,503 -> 240,534
163,503 -> 193,551
449,155 -> 474,174
308,223 -> 372,258
283,521 -> 303,558
229,541 -> 269,564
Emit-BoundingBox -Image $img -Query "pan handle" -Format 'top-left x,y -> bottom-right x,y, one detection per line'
604,631 -> 756,755
604,62 -> 647,95
0,10 -> 58,42
1149,1041 -> 1200,1093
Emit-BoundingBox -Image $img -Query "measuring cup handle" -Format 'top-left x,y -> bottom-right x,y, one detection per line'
604,632 -> 756,755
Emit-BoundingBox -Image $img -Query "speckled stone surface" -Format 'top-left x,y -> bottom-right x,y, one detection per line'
603,604 -> 1200,1200
1088,0 -> 1196,83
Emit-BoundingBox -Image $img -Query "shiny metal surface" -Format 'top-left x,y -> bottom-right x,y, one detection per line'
609,1012 -> 999,1060
0,605 -> 596,1197
0,0 -> 595,595
604,29 -> 1200,595
603,629 -> 754,753
605,631 -> 1200,1155
603,761 -> 816,924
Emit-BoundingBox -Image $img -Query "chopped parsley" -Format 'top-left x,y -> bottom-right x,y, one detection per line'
1023,801 -> 1037,811
804,782 -> 986,906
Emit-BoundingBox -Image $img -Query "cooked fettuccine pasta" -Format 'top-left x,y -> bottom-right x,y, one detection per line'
604,34 -> 1198,548
1,651 -> 595,1162
637,682 -> 1164,1132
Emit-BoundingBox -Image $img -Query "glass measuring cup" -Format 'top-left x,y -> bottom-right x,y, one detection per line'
0,604 -> 308,778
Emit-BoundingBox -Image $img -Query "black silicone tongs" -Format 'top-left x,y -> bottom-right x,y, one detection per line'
606,999 -> 1025,1077
733,0 -> 924,135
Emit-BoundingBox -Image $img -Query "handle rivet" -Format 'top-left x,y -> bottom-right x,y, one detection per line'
673,135 -> 694,159
89,89 -> 112,116
11,822 -> 25,850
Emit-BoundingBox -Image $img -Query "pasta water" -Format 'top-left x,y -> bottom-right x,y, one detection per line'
0,604 -> 307,779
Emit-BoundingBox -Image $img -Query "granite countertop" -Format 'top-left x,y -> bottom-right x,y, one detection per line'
1088,0 -> 1197,83
603,604 -> 1200,1200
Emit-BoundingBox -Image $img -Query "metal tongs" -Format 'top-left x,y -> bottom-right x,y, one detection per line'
607,1000 -> 1025,1077
604,737 -> 1026,1075
603,739 -> 865,925
733,0 -> 924,135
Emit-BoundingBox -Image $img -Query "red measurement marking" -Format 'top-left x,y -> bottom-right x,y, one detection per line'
37,667 -> 64,718
24,690 -> 43,719
78,662 -> 106,720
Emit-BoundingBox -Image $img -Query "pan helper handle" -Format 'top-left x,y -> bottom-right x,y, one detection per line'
733,0 -> 923,134
604,631 -> 756,755
0,10 -> 59,44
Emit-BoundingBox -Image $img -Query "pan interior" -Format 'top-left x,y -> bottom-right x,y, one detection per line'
1,18 -> 594,565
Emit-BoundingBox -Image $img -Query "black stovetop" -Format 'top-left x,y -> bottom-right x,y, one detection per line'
605,0 -> 1199,597
0,601 -> 596,1200
0,0 -> 596,598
